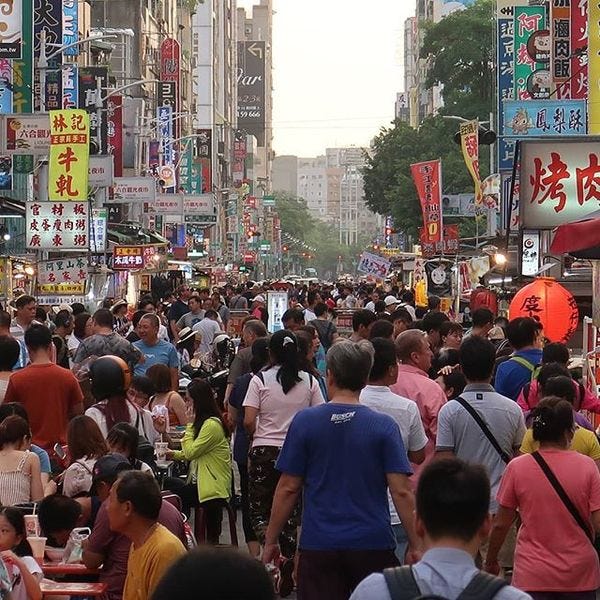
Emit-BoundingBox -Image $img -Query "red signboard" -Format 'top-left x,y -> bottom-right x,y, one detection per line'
419,224 -> 459,258
160,38 -> 180,82
106,95 -> 123,177
411,159 -> 443,243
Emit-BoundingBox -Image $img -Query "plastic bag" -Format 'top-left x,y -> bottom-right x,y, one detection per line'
62,527 -> 91,564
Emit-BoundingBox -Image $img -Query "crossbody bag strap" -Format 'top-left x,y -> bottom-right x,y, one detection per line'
454,397 -> 511,464
531,451 -> 593,542
383,566 -> 421,600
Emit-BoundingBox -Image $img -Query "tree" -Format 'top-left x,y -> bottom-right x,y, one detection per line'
275,192 -> 316,240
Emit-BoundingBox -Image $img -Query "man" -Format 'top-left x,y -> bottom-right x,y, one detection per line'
399,290 -> 417,321
83,454 -> 186,600
175,294 -> 205,331
5,324 -> 83,450
365,289 -> 382,313
52,309 -> 73,369
9,294 -> 37,341
168,284 -> 192,339
391,330 -> 447,467
39,493 -> 100,546
349,309 -> 377,342
312,302 -> 338,352
466,307 -> 495,339
107,471 -> 186,600
137,297 -> 169,341
494,317 -> 543,401
250,294 -> 268,326
436,336 -> 525,517
426,295 -> 441,313
73,309 -> 142,372
303,290 -> 321,322
224,319 -> 268,408
421,311 -> 450,354
390,308 -> 413,339
281,308 -> 305,331
350,459 -> 530,600
134,313 -> 179,390
0,310 -> 27,369
360,337 -> 427,562
228,286 -> 249,310
192,309 -> 222,355
263,340 -> 420,599
383,296 -> 400,314
337,284 -> 358,309
211,291 -> 230,329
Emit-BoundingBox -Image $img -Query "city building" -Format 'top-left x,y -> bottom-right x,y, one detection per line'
272,155 -> 298,196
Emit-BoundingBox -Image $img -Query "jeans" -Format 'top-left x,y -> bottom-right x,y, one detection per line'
392,523 -> 409,564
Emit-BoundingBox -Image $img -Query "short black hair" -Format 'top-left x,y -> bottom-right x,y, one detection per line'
0,402 -> 29,423
24,323 -> 52,351
130,375 -> 155,398
459,336 -> 496,381
54,309 -> 73,329
421,311 -> 449,334
428,295 -> 441,310
204,309 -> 218,320
440,371 -> 467,400
368,319 -> 394,340
281,308 -> 304,325
93,308 -> 114,329
439,321 -> 462,339
352,309 -> 377,332
0,335 -> 20,371
115,471 -> 162,520
506,317 -> 542,350
537,362 -> 571,391
471,308 -> 494,328
542,342 -> 570,366
15,295 -> 35,310
151,547 -> 275,600
307,290 -> 319,305
542,375 -> 576,404
0,310 -> 11,329
369,337 -> 397,381
314,302 -> 328,318
417,458 -> 490,542
71,303 -> 86,316
435,348 -> 460,370
391,308 -> 412,324
131,310 -> 147,328
38,494 -> 82,536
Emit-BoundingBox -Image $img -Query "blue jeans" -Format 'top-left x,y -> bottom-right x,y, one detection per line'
392,523 -> 409,564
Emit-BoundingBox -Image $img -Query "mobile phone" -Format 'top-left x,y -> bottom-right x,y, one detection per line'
53,443 -> 66,460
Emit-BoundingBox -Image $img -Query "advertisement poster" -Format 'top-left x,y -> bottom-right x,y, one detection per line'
267,291 -> 288,333
4,115 -> 51,154
237,41 -> 266,144
410,159 -> 443,243
0,0 -> 21,58
425,261 -> 453,297
521,230 -> 540,276
513,6 -> 548,100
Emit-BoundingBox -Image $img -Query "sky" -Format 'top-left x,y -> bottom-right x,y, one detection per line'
238,0 -> 417,157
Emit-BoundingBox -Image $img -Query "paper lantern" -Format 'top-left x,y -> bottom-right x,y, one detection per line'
509,278 -> 578,343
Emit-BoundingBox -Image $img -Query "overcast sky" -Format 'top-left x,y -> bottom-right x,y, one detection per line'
238,0 -> 416,157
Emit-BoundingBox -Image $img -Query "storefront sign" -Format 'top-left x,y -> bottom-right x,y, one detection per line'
357,251 -> 391,279
89,155 -> 114,187
34,0 -> 62,112
143,196 -> 182,214
410,160 -> 443,243
78,67 -> 107,152
3,114 -> 50,154
550,0 -> 570,97
48,109 -> 90,202
26,201 -> 89,249
61,0 -> 78,56
37,256 -> 87,294
184,214 -> 217,224
157,105 -> 174,166
0,0 -> 21,58
113,245 -> 162,270
419,224 -> 460,258
0,61 -> 12,113
112,177 -> 156,203
571,0 -> 588,100
182,193 -> 214,215
503,99 -> 586,137
520,139 -> 600,228
514,6 -> 549,100
106,95 -> 123,177
91,208 -> 107,252
521,230 -> 540,276
459,120 -> 482,205
62,64 -> 78,109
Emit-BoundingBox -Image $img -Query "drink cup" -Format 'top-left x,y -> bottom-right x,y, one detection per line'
24,515 -> 40,538
28,537 -> 47,560
155,441 -> 169,463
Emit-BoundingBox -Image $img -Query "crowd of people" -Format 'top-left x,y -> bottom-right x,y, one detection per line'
0,279 -> 597,600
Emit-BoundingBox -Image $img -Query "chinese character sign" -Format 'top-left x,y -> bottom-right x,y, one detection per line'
459,120 -> 482,205
0,0 -> 21,58
4,115 -> 51,155
410,160 -> 443,243
570,0 -> 588,100
37,257 -> 87,295
48,109 -> 90,202
550,0 -> 570,97
419,224 -> 459,258
503,99 -> 587,137
113,246 -> 144,270
521,139 -> 600,227
26,201 -> 89,249
514,6 -> 549,100
357,251 -> 391,279
589,0 -> 600,133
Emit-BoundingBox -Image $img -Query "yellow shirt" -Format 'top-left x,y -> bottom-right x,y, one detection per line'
520,427 -> 600,461
123,523 -> 186,600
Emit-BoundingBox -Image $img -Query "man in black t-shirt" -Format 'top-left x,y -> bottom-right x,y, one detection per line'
167,285 -> 192,340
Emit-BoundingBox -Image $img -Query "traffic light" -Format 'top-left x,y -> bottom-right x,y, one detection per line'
453,127 -> 497,146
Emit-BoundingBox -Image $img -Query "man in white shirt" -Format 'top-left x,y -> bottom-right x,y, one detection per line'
303,290 -> 321,323
192,310 -> 222,355
360,337 -> 427,563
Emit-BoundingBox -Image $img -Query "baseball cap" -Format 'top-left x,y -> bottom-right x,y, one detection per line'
384,295 -> 400,307
253,295 -> 265,303
92,453 -> 132,489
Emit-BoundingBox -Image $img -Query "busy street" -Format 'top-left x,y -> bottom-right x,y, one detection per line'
0,0 -> 600,599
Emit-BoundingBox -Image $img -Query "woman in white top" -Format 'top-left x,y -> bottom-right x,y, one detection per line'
243,329 -> 324,561
62,416 -> 108,497
0,336 -> 20,403
0,416 -> 43,506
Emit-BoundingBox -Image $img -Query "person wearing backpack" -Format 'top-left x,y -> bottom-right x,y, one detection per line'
350,458 -> 530,600
311,302 -> 339,352
494,318 -> 543,401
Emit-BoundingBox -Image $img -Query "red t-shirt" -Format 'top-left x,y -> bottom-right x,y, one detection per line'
4,363 -> 83,449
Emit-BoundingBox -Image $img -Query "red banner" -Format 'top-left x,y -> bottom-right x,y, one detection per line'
419,224 -> 459,258
571,0 -> 588,100
411,159 -> 442,243
106,94 -> 122,177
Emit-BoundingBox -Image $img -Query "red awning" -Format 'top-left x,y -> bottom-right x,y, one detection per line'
550,217 -> 600,255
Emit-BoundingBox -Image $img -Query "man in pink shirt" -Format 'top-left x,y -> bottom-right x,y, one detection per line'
391,330 -> 447,464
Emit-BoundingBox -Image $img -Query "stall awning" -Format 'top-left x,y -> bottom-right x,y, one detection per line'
550,212 -> 600,259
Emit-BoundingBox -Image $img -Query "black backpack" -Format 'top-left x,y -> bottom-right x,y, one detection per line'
134,410 -> 155,467
383,566 -> 507,600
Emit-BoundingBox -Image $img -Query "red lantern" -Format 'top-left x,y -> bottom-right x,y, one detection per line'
509,278 -> 579,343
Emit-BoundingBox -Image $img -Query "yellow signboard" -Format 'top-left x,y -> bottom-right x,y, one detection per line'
460,119 -> 483,205
48,109 -> 90,202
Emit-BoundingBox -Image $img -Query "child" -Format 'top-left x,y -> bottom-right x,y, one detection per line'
0,507 -> 42,600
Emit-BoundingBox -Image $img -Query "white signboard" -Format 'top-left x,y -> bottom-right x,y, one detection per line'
37,256 -> 87,295
520,138 -> 600,228
182,194 -> 215,215
89,155 -> 114,187
112,177 -> 156,203
143,196 -> 183,214
26,201 -> 89,250
267,291 -> 288,333
357,251 -> 391,279
3,114 -> 50,154
521,230 -> 540,277
91,208 -> 107,252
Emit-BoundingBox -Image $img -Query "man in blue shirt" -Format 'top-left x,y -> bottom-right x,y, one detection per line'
133,313 -> 179,390
263,340 -> 420,600
494,317 -> 543,401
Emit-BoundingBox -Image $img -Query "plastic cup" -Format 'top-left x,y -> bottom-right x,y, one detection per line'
28,537 -> 47,560
155,441 -> 169,463
24,515 -> 39,538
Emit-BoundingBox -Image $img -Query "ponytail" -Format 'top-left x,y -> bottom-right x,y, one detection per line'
531,396 -> 573,444
270,330 -> 301,394
94,397 -> 131,432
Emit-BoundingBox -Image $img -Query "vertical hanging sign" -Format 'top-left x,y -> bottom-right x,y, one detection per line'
551,0 -> 571,98
571,0 -> 588,100
62,64 -> 78,109
514,6 -> 549,100
410,160 -> 443,244
61,0 -> 78,55
106,95 -> 123,177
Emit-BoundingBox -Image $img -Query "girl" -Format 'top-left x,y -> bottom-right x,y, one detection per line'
106,422 -> 153,473
146,364 -> 188,427
0,507 -> 42,600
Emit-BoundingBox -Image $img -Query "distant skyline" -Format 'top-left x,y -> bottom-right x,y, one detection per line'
238,0 -> 416,157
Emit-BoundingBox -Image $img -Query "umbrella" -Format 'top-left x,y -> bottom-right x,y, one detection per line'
550,211 -> 600,259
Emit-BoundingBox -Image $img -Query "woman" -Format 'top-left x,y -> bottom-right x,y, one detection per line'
62,416 -> 108,497
166,380 -> 231,544
228,338 -> 270,557
296,329 -> 328,401
439,321 -> 463,351
0,336 -> 20,403
243,330 -> 324,565
0,416 -> 43,506
68,312 -> 92,368
106,422 -> 153,473
435,370 -> 467,400
146,364 -> 188,427
111,300 -> 129,336
485,397 -> 600,598
126,375 -> 155,410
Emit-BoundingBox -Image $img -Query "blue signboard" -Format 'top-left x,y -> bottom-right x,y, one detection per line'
497,8 -> 516,171
503,99 -> 587,137
157,105 -> 174,165
62,0 -> 78,55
